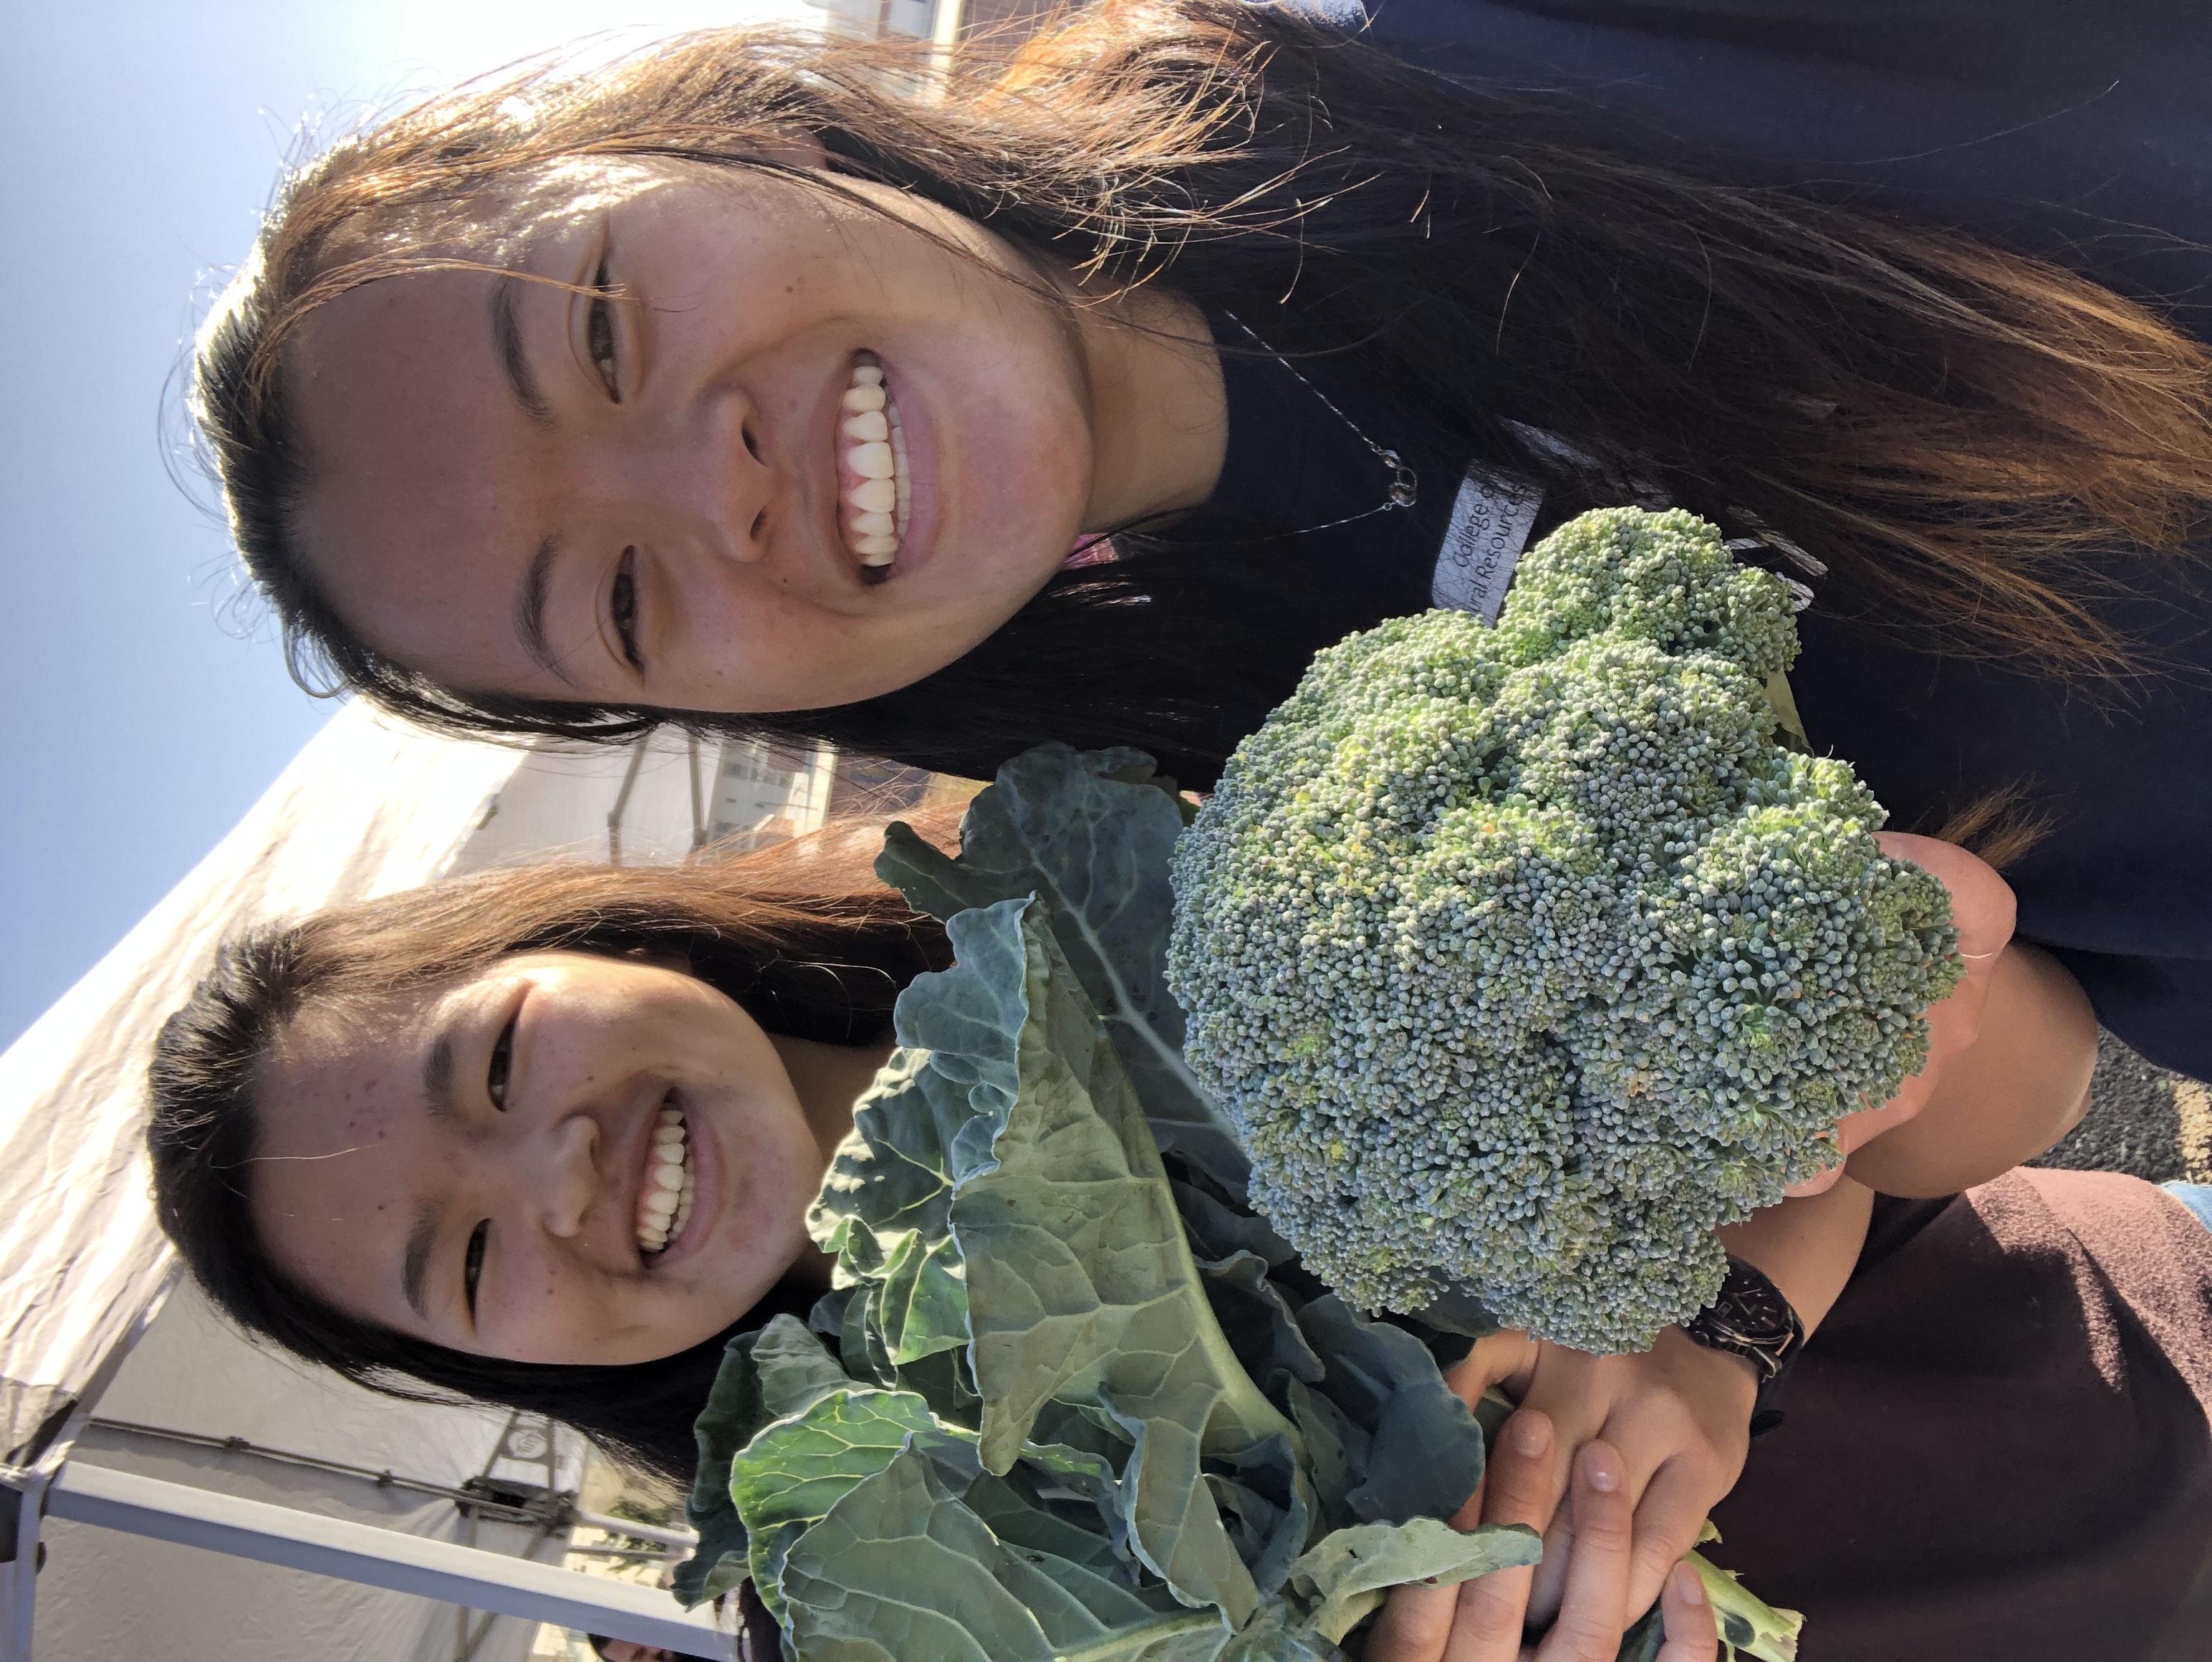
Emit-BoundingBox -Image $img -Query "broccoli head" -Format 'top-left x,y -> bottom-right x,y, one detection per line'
1166,507 -> 1963,1353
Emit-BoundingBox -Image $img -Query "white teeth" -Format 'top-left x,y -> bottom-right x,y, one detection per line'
840,355 -> 906,569
638,1114 -> 694,1254
889,404 -> 911,538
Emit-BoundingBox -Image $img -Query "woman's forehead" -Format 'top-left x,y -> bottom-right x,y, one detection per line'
259,984 -> 443,1116
307,154 -> 668,274
496,156 -> 664,230
468,155 -> 752,250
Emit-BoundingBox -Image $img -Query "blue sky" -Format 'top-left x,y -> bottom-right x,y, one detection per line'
0,0 -> 813,1049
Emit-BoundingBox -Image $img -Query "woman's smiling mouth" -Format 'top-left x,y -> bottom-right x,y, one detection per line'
837,350 -> 910,581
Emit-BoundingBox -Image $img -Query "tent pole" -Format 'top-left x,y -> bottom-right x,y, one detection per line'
46,1463 -> 731,1658
0,1271 -> 176,1662
1,1479 -> 48,1662
606,736 -> 651,865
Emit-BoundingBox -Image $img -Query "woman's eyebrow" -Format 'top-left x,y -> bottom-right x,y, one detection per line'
423,1029 -> 461,1120
489,274 -> 557,432
404,1030 -> 464,1323
401,1201 -> 443,1323
514,534 -> 574,684
486,272 -> 585,686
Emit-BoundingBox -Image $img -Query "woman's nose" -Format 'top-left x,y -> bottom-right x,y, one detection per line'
622,395 -> 775,567
532,1113 -> 602,1239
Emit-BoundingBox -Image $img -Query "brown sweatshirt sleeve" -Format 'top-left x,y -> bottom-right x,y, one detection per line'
1705,1169 -> 2212,1662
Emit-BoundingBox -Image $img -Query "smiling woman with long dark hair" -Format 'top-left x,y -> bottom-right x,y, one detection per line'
191,0 -> 2212,1080
145,820 -> 953,1480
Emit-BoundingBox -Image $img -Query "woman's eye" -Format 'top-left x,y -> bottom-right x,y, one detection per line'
463,1221 -> 489,1320
610,549 -> 643,671
487,1016 -> 515,1108
588,257 -> 619,398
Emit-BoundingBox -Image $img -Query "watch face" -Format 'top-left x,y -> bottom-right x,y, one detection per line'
1687,1259 -> 1804,1381
1723,1263 -> 1797,1341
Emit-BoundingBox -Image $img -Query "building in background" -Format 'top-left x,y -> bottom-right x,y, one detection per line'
457,731 -> 958,870
957,0 -> 1059,39
814,0 -> 1057,49
711,741 -> 840,854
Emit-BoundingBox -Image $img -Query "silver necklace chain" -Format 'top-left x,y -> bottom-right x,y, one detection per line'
1221,312 -> 1418,534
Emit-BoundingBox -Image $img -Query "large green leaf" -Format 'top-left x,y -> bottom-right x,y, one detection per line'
778,1444 -> 1234,1662
949,898 -> 1305,1623
1197,1250 -> 1327,1400
731,1387 -> 940,1620
876,744 -> 1249,1193
673,1317 -> 855,1608
805,901 -> 1040,1373
1210,1598 -> 1351,1662
1294,1297 -> 1489,1529
756,1318 -> 863,1418
1283,1518 -> 1542,1646
1211,1519 -> 1543,1661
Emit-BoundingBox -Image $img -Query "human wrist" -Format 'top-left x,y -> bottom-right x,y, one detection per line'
1715,1177 -> 1874,1339
1661,1322 -> 1761,1388
1655,1325 -> 1760,1425
1681,1256 -> 1804,1392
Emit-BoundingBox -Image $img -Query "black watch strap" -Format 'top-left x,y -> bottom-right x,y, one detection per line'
1684,1256 -> 1805,1433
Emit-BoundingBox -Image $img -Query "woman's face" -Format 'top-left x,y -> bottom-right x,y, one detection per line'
250,951 -> 844,1365
284,156 -> 1221,713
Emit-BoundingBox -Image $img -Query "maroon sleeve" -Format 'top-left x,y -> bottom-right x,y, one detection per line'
1705,1169 -> 2212,1662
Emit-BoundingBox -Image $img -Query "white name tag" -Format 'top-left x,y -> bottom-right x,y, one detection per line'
1431,466 -> 1544,622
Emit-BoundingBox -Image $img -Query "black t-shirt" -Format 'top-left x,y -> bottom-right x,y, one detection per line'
1199,0 -> 2212,1079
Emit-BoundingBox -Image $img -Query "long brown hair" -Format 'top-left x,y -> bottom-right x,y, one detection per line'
145,815 -> 955,1480
191,0 -> 2212,783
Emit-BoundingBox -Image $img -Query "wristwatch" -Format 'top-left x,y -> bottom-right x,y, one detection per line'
1683,1256 -> 1805,1433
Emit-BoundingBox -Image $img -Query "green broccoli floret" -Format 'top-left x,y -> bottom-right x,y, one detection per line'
1166,507 -> 1963,1354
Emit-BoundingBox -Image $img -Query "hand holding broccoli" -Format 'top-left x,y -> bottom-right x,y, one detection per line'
1780,830 -> 2016,1196
1366,1414 -> 1733,1662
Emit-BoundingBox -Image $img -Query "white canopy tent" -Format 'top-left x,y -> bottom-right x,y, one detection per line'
0,703 -> 832,1661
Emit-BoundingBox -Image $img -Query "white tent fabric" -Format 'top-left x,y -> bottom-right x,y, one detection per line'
0,703 -> 524,1469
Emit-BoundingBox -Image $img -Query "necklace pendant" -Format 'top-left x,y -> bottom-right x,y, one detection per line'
1222,312 -> 1420,520
1381,451 -> 1418,509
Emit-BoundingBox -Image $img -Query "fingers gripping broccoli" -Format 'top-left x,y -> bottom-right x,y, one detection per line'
1166,508 -> 1963,1353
